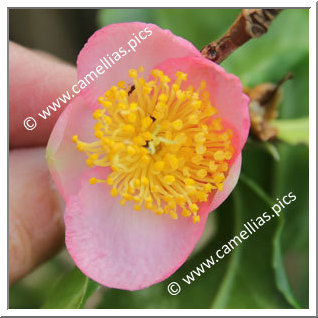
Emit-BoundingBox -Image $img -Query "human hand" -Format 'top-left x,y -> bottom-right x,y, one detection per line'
9,42 -> 76,284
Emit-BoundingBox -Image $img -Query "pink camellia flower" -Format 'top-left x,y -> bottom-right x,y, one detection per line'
46,22 -> 250,290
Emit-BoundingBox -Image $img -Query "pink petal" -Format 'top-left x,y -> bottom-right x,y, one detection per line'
64,168 -> 208,290
155,55 -> 250,152
46,96 -> 95,199
77,22 -> 201,108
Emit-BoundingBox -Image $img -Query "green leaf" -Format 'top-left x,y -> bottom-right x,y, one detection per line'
273,217 -> 301,308
42,267 -> 99,309
272,143 -> 309,308
210,182 -> 291,309
240,174 -> 300,308
273,118 -> 309,145
97,9 -> 156,26
245,139 -> 280,162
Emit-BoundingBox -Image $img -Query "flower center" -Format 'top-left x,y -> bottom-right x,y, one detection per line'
73,66 -> 234,223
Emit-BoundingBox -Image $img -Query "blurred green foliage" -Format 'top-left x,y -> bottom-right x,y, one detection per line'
10,8 -> 309,309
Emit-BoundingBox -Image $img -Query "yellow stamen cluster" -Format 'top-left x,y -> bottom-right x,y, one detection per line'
73,66 -> 234,224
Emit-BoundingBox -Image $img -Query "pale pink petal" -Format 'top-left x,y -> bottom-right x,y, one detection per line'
77,22 -> 201,108
46,96 -> 96,199
64,168 -> 208,290
155,55 -> 250,152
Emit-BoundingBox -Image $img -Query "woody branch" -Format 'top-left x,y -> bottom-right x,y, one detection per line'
201,9 -> 282,64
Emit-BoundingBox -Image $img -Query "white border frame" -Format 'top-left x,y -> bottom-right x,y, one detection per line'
3,1 -> 316,316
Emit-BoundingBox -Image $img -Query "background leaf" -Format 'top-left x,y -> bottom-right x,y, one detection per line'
42,267 -> 99,309
273,118 -> 309,145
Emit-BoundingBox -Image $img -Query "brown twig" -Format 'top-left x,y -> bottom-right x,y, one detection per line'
201,9 -> 283,64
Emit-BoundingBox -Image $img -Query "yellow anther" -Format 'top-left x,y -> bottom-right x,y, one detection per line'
141,177 -> 149,186
194,132 -> 206,143
94,130 -> 104,139
151,69 -> 163,78
123,193 -> 133,200
191,155 -> 203,165
122,124 -> 135,134
182,209 -> 191,217
197,191 -> 207,201
129,69 -> 138,78
127,145 -> 137,156
141,155 -> 150,164
176,195 -> 186,205
118,102 -> 128,110
211,118 -> 223,130
197,169 -> 207,179
145,195 -> 153,203
72,135 -> 78,143
130,103 -> 138,111
127,112 -> 137,123
204,183 -> 213,192
172,119 -> 183,130
117,80 -> 126,89
155,102 -> 167,113
196,144 -> 206,155
185,178 -> 195,186
143,86 -> 152,94
219,162 -> 229,172
111,188 -> 118,197
93,109 -> 103,119
133,135 -> 145,146
97,96 -> 106,104
192,100 -> 202,109
102,101 -> 112,108
164,175 -> 175,185
204,107 -> 217,117
89,177 -> 97,185
103,115 -> 112,124
193,215 -> 200,224
188,114 -> 199,124
168,200 -> 176,209
86,158 -> 94,167
170,211 -> 178,220
190,203 -> 199,213
176,71 -> 187,81
225,151 -> 233,160
209,161 -> 218,172
134,204 -> 141,211
134,179 -> 141,188
213,172 -> 225,183
164,154 -> 179,170
154,161 -> 165,172
214,151 -> 225,161
145,202 -> 153,209
216,183 -> 224,191
107,176 -> 114,185
142,131 -> 152,141
158,94 -> 168,103
94,122 -> 103,131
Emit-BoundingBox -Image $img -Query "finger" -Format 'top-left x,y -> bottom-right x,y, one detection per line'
9,42 -> 77,148
9,147 -> 65,284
